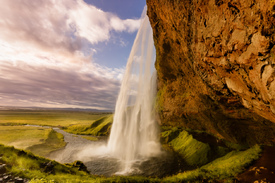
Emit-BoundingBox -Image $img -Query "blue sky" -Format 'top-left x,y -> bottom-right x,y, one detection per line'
0,0 -> 147,110
84,0 -> 146,68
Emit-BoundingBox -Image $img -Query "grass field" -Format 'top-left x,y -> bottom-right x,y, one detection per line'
0,109 -> 110,127
0,109 -> 112,157
0,126 -> 66,157
0,126 -> 52,149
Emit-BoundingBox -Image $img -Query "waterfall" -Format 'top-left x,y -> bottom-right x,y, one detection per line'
107,6 -> 162,174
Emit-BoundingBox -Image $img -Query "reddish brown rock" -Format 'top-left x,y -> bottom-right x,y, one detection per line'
147,0 -> 275,145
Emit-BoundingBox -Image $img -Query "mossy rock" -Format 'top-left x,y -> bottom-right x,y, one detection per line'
169,130 -> 211,166
161,127 -> 181,144
162,129 -> 230,168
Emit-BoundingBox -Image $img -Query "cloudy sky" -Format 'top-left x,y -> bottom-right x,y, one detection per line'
0,0 -> 146,110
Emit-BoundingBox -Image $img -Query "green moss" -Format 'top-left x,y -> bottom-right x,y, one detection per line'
64,115 -> 113,136
155,84 -> 167,112
161,127 -> 181,143
169,130 -> 211,166
165,145 -> 262,182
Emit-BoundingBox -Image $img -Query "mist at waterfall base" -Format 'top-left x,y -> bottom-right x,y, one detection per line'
51,8 -> 179,177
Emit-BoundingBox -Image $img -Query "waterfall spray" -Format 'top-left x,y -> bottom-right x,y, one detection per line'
107,6 -> 162,174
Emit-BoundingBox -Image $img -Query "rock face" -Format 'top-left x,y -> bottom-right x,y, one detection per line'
147,0 -> 275,145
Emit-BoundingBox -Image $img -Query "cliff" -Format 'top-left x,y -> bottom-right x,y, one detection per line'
147,0 -> 275,146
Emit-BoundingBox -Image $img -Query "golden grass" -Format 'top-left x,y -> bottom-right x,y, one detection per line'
0,110 -> 110,127
0,126 -> 51,149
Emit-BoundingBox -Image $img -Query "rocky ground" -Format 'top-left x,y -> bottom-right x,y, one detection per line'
0,163 -> 28,183
237,146 -> 275,183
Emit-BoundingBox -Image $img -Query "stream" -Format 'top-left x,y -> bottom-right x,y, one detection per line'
45,127 -> 180,177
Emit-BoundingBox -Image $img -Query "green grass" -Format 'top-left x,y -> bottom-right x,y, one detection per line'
0,110 -> 111,158
164,145 -> 262,182
0,126 -> 66,157
0,144 -> 95,182
166,130 -> 229,167
0,110 -> 110,127
0,144 -> 160,183
27,129 -> 66,157
0,110 -> 263,182
169,130 -> 211,166
0,126 -> 53,149
64,115 -> 113,136
0,143 -> 261,183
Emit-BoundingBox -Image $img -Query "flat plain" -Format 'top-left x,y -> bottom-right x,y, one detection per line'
0,109 -> 111,156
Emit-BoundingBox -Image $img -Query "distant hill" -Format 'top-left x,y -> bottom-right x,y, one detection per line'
0,106 -> 113,113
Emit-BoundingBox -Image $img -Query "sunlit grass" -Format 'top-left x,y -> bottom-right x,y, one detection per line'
0,126 -> 66,157
0,110 -> 110,127
64,115 -> 113,136
27,129 -> 66,157
169,130 -> 211,166
164,145 -> 261,182
0,126 -> 52,149
0,144 -> 160,183
0,143 -> 261,183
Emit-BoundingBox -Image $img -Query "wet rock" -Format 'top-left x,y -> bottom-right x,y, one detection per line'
14,177 -> 24,183
0,164 -> 6,174
72,160 -> 89,173
42,161 -> 55,174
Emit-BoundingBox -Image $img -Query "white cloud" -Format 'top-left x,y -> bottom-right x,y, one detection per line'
0,0 -> 140,57
110,17 -> 141,33
0,60 -> 122,110
0,0 -> 141,109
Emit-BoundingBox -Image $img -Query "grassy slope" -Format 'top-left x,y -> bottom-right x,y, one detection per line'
0,126 -> 66,157
162,128 -> 229,167
0,126 -> 51,149
63,115 -> 113,136
0,144 -> 159,183
165,145 -> 261,182
27,129 -> 66,157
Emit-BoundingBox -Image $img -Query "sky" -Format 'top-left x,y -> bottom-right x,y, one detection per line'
0,0 -> 146,110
